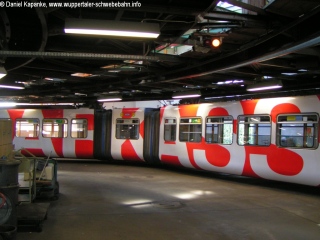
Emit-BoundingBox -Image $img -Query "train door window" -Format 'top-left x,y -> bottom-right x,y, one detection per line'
179,117 -> 202,142
42,119 -> 68,138
71,119 -> 88,138
15,119 -> 39,137
116,119 -> 140,139
164,118 -> 176,141
205,116 -> 233,144
238,115 -> 271,146
277,114 -> 318,148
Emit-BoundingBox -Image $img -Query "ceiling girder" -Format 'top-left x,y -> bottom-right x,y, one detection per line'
1,1 -> 320,105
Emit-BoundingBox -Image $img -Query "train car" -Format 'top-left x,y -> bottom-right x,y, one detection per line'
158,95 -> 320,186
0,108 -> 95,158
1,95 -> 320,186
0,107 -> 160,163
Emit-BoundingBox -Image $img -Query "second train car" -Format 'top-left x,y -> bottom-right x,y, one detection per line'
1,95 -> 320,186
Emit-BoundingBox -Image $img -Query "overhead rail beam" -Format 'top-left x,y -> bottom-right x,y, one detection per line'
0,51 -> 161,62
203,12 -> 264,22
160,34 -> 320,83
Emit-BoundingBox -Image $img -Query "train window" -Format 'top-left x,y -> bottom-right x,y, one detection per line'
71,119 -> 88,138
277,113 -> 318,149
42,119 -> 68,138
238,115 -> 271,146
164,118 -> 176,141
15,119 -> 39,138
116,118 -> 140,140
179,117 -> 202,142
205,116 -> 233,144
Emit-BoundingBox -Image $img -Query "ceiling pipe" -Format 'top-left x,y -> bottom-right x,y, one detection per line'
0,51 -> 160,62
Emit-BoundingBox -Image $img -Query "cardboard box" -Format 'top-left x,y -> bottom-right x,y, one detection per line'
0,120 -> 13,145
0,144 -> 13,158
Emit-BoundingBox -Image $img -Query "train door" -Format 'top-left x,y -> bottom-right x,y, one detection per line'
93,109 -> 112,160
62,109 -> 95,158
110,108 -> 157,162
143,109 -> 160,164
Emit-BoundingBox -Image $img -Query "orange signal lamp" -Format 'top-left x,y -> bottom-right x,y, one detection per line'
211,38 -> 221,47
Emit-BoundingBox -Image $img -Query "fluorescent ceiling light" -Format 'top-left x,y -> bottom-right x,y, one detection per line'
98,96 -> 122,102
0,102 -> 84,106
0,84 -> 24,89
0,102 -> 16,107
247,80 -> 283,92
65,18 -> 160,39
172,91 -> 201,99
15,103 -> 83,106
205,96 -> 224,99
217,80 -> 243,85
44,77 -> 66,82
0,66 -> 7,79
75,92 -> 87,96
281,72 -> 297,76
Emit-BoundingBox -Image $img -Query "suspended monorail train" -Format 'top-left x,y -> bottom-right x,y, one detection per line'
1,95 -> 320,186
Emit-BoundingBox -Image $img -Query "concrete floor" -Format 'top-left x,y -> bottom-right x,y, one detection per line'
17,160 -> 320,240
